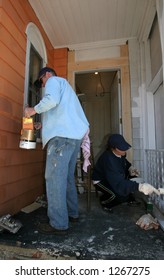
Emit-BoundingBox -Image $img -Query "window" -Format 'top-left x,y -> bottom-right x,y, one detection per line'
148,14 -> 163,149
28,46 -> 42,119
28,46 -> 43,139
25,23 -> 47,141
149,14 -> 162,80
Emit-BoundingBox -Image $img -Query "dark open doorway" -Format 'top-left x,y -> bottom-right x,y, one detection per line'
75,70 -> 122,162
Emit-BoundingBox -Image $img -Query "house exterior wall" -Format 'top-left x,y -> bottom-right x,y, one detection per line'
0,0 -> 67,215
128,0 -> 164,219
54,48 -> 68,78
128,38 -> 144,178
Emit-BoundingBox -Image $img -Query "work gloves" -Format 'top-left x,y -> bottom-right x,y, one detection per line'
139,183 -> 160,195
158,188 -> 164,195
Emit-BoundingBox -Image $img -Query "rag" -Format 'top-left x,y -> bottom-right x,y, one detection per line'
81,128 -> 91,172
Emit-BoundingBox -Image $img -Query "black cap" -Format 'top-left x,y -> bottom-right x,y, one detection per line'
37,67 -> 57,79
34,67 -> 57,89
108,134 -> 131,151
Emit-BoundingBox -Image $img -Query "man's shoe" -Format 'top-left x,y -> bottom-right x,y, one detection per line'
69,216 -> 79,223
39,216 -> 49,223
38,223 -> 68,235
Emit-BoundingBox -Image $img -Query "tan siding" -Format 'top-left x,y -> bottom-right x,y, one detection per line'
0,163 -> 44,190
1,60 -> 25,97
0,149 -> 44,166
0,176 -> 44,203
0,78 -> 23,104
0,114 -> 20,134
0,0 -> 52,215
0,186 -> 43,215
0,41 -> 25,75
1,9 -> 26,50
1,26 -> 25,64
0,0 -> 68,216
54,48 -> 68,78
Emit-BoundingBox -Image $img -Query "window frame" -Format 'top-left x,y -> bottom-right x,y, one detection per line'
24,23 -> 47,142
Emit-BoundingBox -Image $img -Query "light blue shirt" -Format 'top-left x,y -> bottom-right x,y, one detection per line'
34,76 -> 89,148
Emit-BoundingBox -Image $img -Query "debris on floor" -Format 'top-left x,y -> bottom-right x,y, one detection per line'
136,213 -> 159,230
35,194 -> 47,208
0,214 -> 22,234
0,192 -> 164,260
0,244 -> 75,260
21,202 -> 42,214
21,194 -> 47,214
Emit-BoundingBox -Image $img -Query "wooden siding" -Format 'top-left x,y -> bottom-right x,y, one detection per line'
54,48 -> 68,78
0,0 -> 68,215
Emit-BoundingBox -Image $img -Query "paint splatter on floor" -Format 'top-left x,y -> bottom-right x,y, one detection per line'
0,192 -> 164,260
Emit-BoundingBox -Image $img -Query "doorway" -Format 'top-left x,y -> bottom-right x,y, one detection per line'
75,70 -> 122,162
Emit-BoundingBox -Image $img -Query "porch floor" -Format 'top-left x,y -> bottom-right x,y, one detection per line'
0,192 -> 164,260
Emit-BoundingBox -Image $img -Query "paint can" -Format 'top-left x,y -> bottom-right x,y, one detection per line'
19,117 -> 36,149
146,198 -> 153,213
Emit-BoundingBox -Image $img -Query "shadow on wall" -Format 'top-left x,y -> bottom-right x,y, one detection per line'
95,133 -> 111,162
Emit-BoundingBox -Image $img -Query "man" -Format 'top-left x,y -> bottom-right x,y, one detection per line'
25,67 -> 89,234
92,133 -> 160,211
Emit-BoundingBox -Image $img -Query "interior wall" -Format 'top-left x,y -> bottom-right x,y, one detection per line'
76,71 -> 119,161
110,72 -> 122,134
79,85 -> 111,162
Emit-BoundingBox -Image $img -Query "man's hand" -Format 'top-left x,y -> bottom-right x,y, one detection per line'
24,107 -> 36,118
34,122 -> 42,130
139,183 -> 160,195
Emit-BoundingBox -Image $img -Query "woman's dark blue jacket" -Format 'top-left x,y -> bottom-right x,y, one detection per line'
92,150 -> 139,197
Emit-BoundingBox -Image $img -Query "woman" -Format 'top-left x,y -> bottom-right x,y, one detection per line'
92,134 -> 158,211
